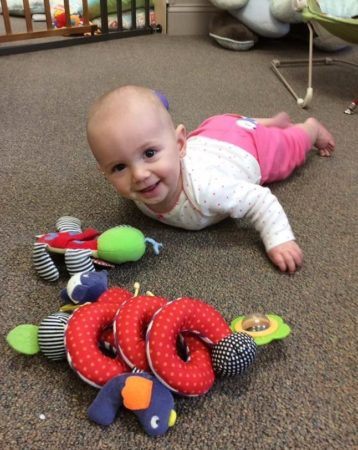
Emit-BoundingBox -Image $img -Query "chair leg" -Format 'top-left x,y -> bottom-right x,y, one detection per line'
271,22 -> 315,108
271,21 -> 358,108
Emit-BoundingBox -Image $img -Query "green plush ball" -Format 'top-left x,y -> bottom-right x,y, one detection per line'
97,225 -> 146,264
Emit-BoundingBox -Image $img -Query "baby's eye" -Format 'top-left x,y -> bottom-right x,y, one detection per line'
144,149 -> 156,158
113,163 -> 125,172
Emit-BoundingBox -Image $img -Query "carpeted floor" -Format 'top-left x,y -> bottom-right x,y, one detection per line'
1,33 -> 357,450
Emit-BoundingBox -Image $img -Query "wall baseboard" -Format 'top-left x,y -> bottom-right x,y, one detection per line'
167,3 -> 219,35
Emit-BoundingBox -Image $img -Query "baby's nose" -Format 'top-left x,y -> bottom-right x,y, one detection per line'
132,165 -> 150,182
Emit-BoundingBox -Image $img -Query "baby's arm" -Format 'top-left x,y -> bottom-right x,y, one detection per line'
234,184 -> 302,272
205,180 -> 302,272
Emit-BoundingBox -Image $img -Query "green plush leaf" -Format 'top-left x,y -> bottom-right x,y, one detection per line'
6,324 -> 40,355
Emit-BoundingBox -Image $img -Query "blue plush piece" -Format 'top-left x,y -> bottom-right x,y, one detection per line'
61,270 -> 109,304
88,372 -> 177,436
230,0 -> 290,38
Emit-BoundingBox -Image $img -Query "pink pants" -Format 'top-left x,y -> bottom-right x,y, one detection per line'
188,114 -> 312,185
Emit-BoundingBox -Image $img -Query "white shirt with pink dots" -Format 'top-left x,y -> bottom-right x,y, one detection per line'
134,136 -> 295,251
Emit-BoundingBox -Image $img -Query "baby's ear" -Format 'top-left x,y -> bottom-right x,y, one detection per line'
176,124 -> 187,158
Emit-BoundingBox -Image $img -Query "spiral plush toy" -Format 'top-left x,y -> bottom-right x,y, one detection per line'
6,263 -> 289,437
33,216 -> 163,281
65,286 -> 257,395
7,272 -> 261,436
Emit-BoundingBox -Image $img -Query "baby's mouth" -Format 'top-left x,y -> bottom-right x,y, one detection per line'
139,181 -> 160,193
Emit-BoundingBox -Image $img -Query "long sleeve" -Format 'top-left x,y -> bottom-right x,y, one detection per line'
197,177 -> 295,251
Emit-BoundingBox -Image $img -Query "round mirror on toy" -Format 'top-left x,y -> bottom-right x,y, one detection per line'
230,313 -> 291,346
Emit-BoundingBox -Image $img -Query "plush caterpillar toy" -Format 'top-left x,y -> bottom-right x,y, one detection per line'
33,216 -> 162,281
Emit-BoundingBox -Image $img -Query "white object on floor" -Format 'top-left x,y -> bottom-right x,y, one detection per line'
209,32 -> 256,50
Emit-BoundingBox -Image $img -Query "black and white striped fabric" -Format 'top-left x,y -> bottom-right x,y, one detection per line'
38,312 -> 70,361
33,242 -> 59,281
99,339 -> 117,356
212,333 -> 257,376
56,216 -> 82,233
65,249 -> 95,276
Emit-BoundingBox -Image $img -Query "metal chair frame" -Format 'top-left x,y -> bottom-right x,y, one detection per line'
271,0 -> 358,108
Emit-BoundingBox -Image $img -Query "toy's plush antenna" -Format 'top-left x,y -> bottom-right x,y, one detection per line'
145,238 -> 163,255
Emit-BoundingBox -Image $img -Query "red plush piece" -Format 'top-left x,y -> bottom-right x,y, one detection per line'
65,289 -> 132,388
96,287 -> 133,305
146,297 -> 228,396
114,295 -> 168,371
36,228 -> 100,251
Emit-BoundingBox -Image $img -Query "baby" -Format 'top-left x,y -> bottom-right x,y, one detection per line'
87,85 -> 335,273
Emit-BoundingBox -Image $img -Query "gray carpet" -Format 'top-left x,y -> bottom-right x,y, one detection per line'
1,34 -> 357,450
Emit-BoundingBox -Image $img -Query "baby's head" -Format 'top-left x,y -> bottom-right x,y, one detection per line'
87,85 -> 187,213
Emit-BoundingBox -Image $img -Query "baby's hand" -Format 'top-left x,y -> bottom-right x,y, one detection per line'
267,241 -> 303,273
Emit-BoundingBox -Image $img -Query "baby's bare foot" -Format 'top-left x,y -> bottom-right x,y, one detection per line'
308,117 -> 335,156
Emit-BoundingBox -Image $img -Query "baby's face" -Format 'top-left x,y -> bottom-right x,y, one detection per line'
90,104 -> 186,213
